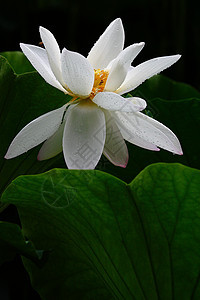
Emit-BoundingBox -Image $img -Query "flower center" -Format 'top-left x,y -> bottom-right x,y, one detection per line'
89,69 -> 109,100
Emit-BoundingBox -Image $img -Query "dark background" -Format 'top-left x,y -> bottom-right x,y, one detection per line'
0,0 -> 199,89
0,0 -> 199,299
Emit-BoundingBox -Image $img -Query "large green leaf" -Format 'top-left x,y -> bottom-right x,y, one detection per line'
2,163 -> 200,299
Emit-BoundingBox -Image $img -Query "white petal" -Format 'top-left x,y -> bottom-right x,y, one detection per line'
103,111 -> 128,167
63,102 -> 106,169
61,48 -> 94,97
5,105 -> 67,159
114,111 -> 183,154
105,43 -> 145,92
39,26 -> 64,85
20,43 -> 66,93
37,120 -> 66,160
87,18 -> 125,69
113,112 -> 159,150
93,92 -> 146,112
116,55 -> 181,95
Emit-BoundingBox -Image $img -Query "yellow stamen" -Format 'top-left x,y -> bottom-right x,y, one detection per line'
90,69 -> 109,100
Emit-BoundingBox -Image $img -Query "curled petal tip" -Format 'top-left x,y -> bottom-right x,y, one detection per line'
120,153 -> 129,168
120,163 -> 127,168
174,54 -> 182,61
39,26 -> 49,34
172,148 -> 183,155
115,17 -> 122,23
137,42 -> 145,47
62,47 -> 66,53
39,26 -> 44,35
177,150 -> 183,155
117,156 -> 128,168
19,43 -> 25,49
174,144 -> 183,155
4,149 -> 14,159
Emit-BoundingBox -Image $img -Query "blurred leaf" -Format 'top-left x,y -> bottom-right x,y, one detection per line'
0,51 -> 35,74
133,74 -> 200,100
0,221 -> 43,266
2,163 -> 200,299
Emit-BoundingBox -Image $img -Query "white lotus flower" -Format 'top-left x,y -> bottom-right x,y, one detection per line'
5,18 -> 183,169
